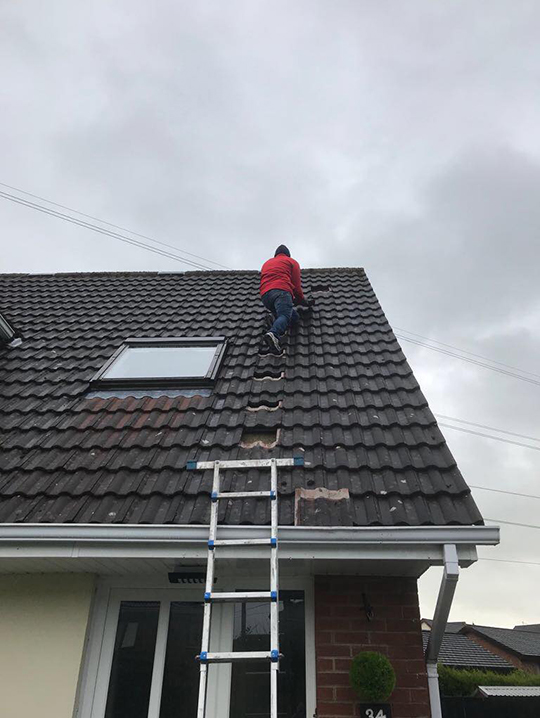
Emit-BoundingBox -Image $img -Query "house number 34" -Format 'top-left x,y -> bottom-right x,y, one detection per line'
361,706 -> 392,718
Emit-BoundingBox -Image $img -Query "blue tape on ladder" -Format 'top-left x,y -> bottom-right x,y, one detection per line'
211,491 -> 218,502
270,537 -> 277,547
199,651 -> 208,663
186,460 -> 198,470
208,540 -> 215,550
271,591 -> 278,602
271,649 -> 279,662
294,456 -> 304,466
204,592 -> 211,602
270,490 -> 276,500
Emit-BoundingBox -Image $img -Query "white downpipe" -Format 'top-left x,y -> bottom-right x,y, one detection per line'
427,663 -> 442,718
425,544 -> 460,718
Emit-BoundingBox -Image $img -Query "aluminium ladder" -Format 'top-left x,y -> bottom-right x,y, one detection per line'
186,457 -> 304,718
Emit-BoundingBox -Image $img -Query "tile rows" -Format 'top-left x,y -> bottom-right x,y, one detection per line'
0,268 -> 483,526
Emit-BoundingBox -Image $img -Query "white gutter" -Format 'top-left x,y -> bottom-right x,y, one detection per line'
0,524 -> 499,561
0,523 -> 499,544
425,544 -> 461,718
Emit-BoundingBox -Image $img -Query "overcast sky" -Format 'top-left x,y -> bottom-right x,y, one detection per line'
1,1 -> 539,627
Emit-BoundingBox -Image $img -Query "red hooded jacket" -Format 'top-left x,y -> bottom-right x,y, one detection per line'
260,254 -> 304,302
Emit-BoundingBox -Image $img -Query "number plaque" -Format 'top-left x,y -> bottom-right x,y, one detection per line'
360,704 -> 392,718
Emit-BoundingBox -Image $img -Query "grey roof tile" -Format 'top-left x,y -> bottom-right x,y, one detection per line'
0,268 -> 483,526
422,632 -> 513,670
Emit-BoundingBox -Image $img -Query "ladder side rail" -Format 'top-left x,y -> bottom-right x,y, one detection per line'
196,665 -> 208,718
271,666 -> 278,718
270,458 -> 279,718
197,461 -> 221,718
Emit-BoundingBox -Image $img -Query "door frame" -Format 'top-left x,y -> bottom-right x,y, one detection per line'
75,575 -> 316,718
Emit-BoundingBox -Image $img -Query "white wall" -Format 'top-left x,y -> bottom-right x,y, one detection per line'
0,573 -> 95,718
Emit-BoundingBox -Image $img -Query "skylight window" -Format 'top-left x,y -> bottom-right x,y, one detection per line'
91,337 -> 227,388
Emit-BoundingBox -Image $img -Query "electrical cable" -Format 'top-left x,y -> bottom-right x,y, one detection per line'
395,334 -> 540,388
478,557 -> 540,567
0,190 -> 215,271
438,422 -> 540,452
484,518 -> 540,530
395,326 -> 540,381
0,181 -> 230,270
435,414 -> 540,444
468,485 -> 540,501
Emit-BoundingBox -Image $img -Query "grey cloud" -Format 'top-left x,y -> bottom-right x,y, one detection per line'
1,0 -> 539,626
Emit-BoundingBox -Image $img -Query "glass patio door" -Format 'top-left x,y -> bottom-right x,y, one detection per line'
90,589 -> 231,718
90,588 -> 306,718
104,601 -> 205,718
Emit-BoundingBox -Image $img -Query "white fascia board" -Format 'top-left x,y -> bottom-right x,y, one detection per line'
0,524 -> 499,564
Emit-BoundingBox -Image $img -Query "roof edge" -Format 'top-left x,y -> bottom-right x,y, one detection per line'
0,266 -> 365,279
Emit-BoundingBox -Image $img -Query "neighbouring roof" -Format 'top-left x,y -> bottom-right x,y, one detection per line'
422,631 -> 512,671
515,625 -> 540,633
477,686 -> 540,698
422,619 -> 466,633
0,268 -> 483,526
466,626 -> 540,660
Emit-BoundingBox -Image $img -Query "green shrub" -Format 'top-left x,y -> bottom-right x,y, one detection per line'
349,652 -> 396,702
438,664 -> 540,697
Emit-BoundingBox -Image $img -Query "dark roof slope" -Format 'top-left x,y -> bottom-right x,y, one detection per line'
0,268 -> 483,526
422,620 -> 466,633
467,626 -> 540,659
422,631 -> 513,671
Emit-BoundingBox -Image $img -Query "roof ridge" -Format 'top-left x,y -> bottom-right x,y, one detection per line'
473,624 -> 540,635
0,266 -> 365,279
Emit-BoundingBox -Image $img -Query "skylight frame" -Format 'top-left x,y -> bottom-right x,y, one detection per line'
91,336 -> 227,389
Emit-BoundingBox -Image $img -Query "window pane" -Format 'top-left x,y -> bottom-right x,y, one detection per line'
104,346 -> 218,379
159,602 -> 204,718
230,591 -> 306,718
105,601 -> 160,718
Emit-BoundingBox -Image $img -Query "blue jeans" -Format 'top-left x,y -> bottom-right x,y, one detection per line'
261,289 -> 299,338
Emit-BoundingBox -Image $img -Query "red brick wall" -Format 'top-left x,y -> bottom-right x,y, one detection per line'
315,576 -> 430,718
463,630 -> 524,671
463,630 -> 540,674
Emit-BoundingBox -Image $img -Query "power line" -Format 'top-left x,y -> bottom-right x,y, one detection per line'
0,181 -> 230,270
0,188 -> 230,270
0,190 -> 217,271
485,518 -> 540,530
469,485 -> 540,501
438,422 -> 540,452
395,333 -> 540,388
395,327 -> 540,381
479,557 -> 540,567
435,414 -> 540,444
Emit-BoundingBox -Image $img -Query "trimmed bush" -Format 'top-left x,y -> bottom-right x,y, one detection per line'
349,651 -> 396,702
438,664 -> 540,697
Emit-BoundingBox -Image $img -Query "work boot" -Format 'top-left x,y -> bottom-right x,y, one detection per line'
263,332 -> 282,355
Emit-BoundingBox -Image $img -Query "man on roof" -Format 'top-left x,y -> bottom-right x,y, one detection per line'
260,245 -> 307,354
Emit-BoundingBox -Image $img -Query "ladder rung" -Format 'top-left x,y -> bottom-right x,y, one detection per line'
199,650 -> 280,663
205,591 -> 277,603
212,490 -> 275,501
187,458 -> 304,470
210,538 -> 276,548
